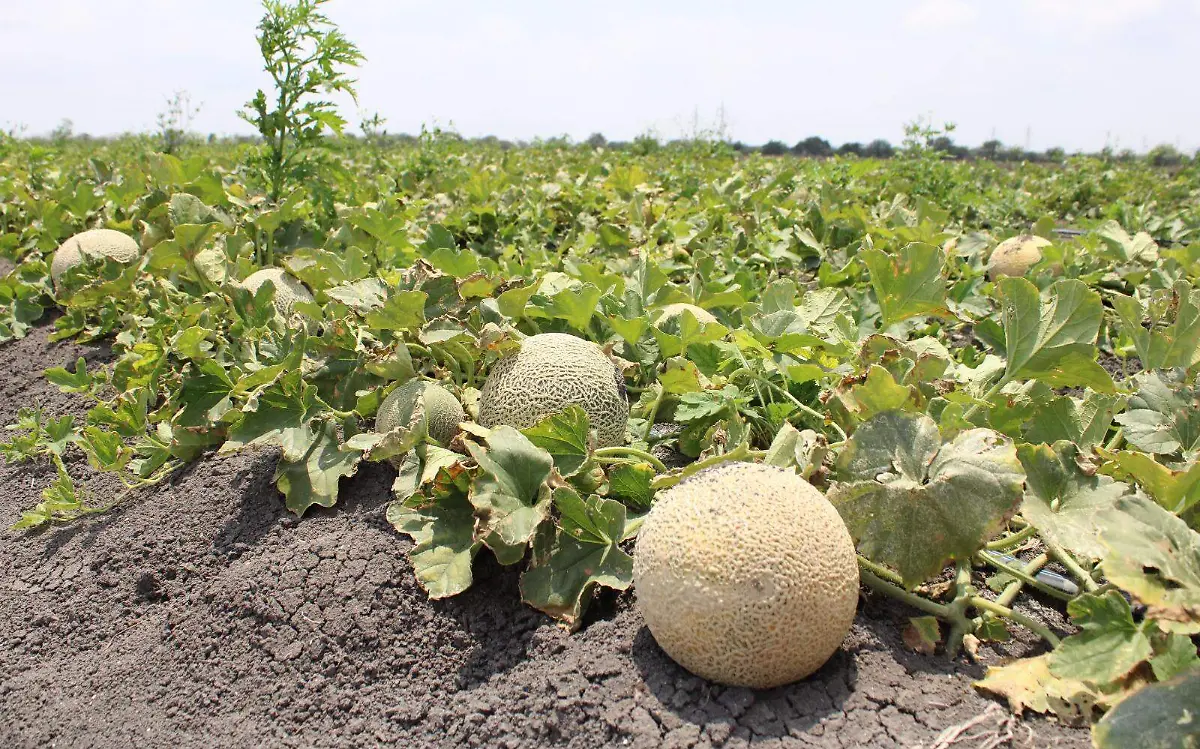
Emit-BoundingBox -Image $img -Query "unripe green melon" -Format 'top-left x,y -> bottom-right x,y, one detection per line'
241,268 -> 314,318
634,462 -> 859,689
987,235 -> 1052,280
478,333 -> 628,447
50,229 -> 141,293
376,380 -> 465,446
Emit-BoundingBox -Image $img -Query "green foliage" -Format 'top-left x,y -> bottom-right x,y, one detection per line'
2,117 -> 1200,744
239,0 -> 364,208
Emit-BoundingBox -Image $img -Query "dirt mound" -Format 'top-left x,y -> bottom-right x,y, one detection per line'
0,324 -> 1089,748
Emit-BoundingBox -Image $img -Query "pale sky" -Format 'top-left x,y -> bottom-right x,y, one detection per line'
3,0 -> 1198,152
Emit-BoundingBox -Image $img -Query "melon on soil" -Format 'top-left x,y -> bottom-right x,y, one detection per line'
633,462 -> 859,689
478,333 -> 629,447
50,229 -> 141,293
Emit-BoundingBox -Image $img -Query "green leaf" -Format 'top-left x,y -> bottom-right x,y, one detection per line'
1019,442 -> 1131,560
848,365 -> 915,418
861,242 -> 947,326
174,359 -> 235,428
466,426 -> 554,564
325,278 -> 388,312
521,406 -> 591,477
386,473 -> 480,598
495,280 -> 541,319
520,488 -> 634,630
539,283 -> 602,331
1150,633 -> 1200,682
763,423 -> 827,479
1099,494 -> 1200,634
1022,392 -> 1122,450
830,411 -> 1024,588
1104,452 -> 1200,517
606,462 -> 656,511
1049,591 -> 1153,684
365,290 -> 428,332
79,427 -> 130,473
998,277 -> 1112,391
1114,371 -> 1200,456
1112,282 -> 1200,371
427,246 -> 479,278
1092,671 -> 1200,749
44,357 -> 93,393
273,420 -> 363,515
171,326 -> 215,361
221,370 -> 319,457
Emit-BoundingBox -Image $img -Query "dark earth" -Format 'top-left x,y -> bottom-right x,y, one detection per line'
0,322 -> 1091,748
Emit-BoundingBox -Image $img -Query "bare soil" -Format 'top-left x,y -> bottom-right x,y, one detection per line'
0,323 -> 1091,748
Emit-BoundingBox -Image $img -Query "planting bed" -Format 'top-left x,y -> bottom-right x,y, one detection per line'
0,322 -> 1089,748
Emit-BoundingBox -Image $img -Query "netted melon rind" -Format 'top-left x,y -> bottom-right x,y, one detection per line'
478,333 -> 628,447
634,462 -> 859,689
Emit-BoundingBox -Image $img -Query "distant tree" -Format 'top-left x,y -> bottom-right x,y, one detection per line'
1044,147 -> 1066,163
50,118 -> 75,143
836,142 -> 863,157
731,141 -> 749,152
792,136 -> 833,157
977,139 -> 1003,160
863,139 -> 894,158
1147,144 -> 1184,167
760,140 -> 789,156
631,134 -> 660,155
585,132 -> 607,148
930,136 -> 969,159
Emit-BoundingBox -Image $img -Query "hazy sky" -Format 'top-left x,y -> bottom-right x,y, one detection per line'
3,0 -> 1198,152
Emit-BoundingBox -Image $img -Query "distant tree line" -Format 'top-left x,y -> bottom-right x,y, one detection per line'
15,120 -> 1195,168
740,135 -> 1191,166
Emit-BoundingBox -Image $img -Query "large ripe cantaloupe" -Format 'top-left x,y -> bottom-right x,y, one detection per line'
634,462 -> 859,688
478,333 -> 628,447
50,229 -> 141,293
987,235 -> 1052,280
240,268 -> 314,318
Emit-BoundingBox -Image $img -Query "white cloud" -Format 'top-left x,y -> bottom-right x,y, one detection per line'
902,0 -> 981,32
1019,0 -> 1164,35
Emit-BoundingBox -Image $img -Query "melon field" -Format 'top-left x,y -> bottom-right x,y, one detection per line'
2,128 -> 1200,749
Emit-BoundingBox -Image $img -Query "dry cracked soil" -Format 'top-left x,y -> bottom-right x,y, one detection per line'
0,322 -> 1091,748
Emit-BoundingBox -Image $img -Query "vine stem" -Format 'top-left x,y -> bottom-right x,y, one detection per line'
749,372 -> 848,442
859,565 -> 951,619
1104,427 -> 1124,452
1044,538 -> 1100,593
969,596 -> 1061,647
593,447 -> 668,474
985,524 -> 1037,550
995,552 -> 1050,609
641,387 -> 664,442
961,377 -> 1008,422
649,442 -> 759,490
858,557 -> 1062,652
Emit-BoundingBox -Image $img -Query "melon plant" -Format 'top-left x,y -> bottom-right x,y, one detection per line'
478,332 -> 629,447
50,229 -> 141,293
633,462 -> 859,688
